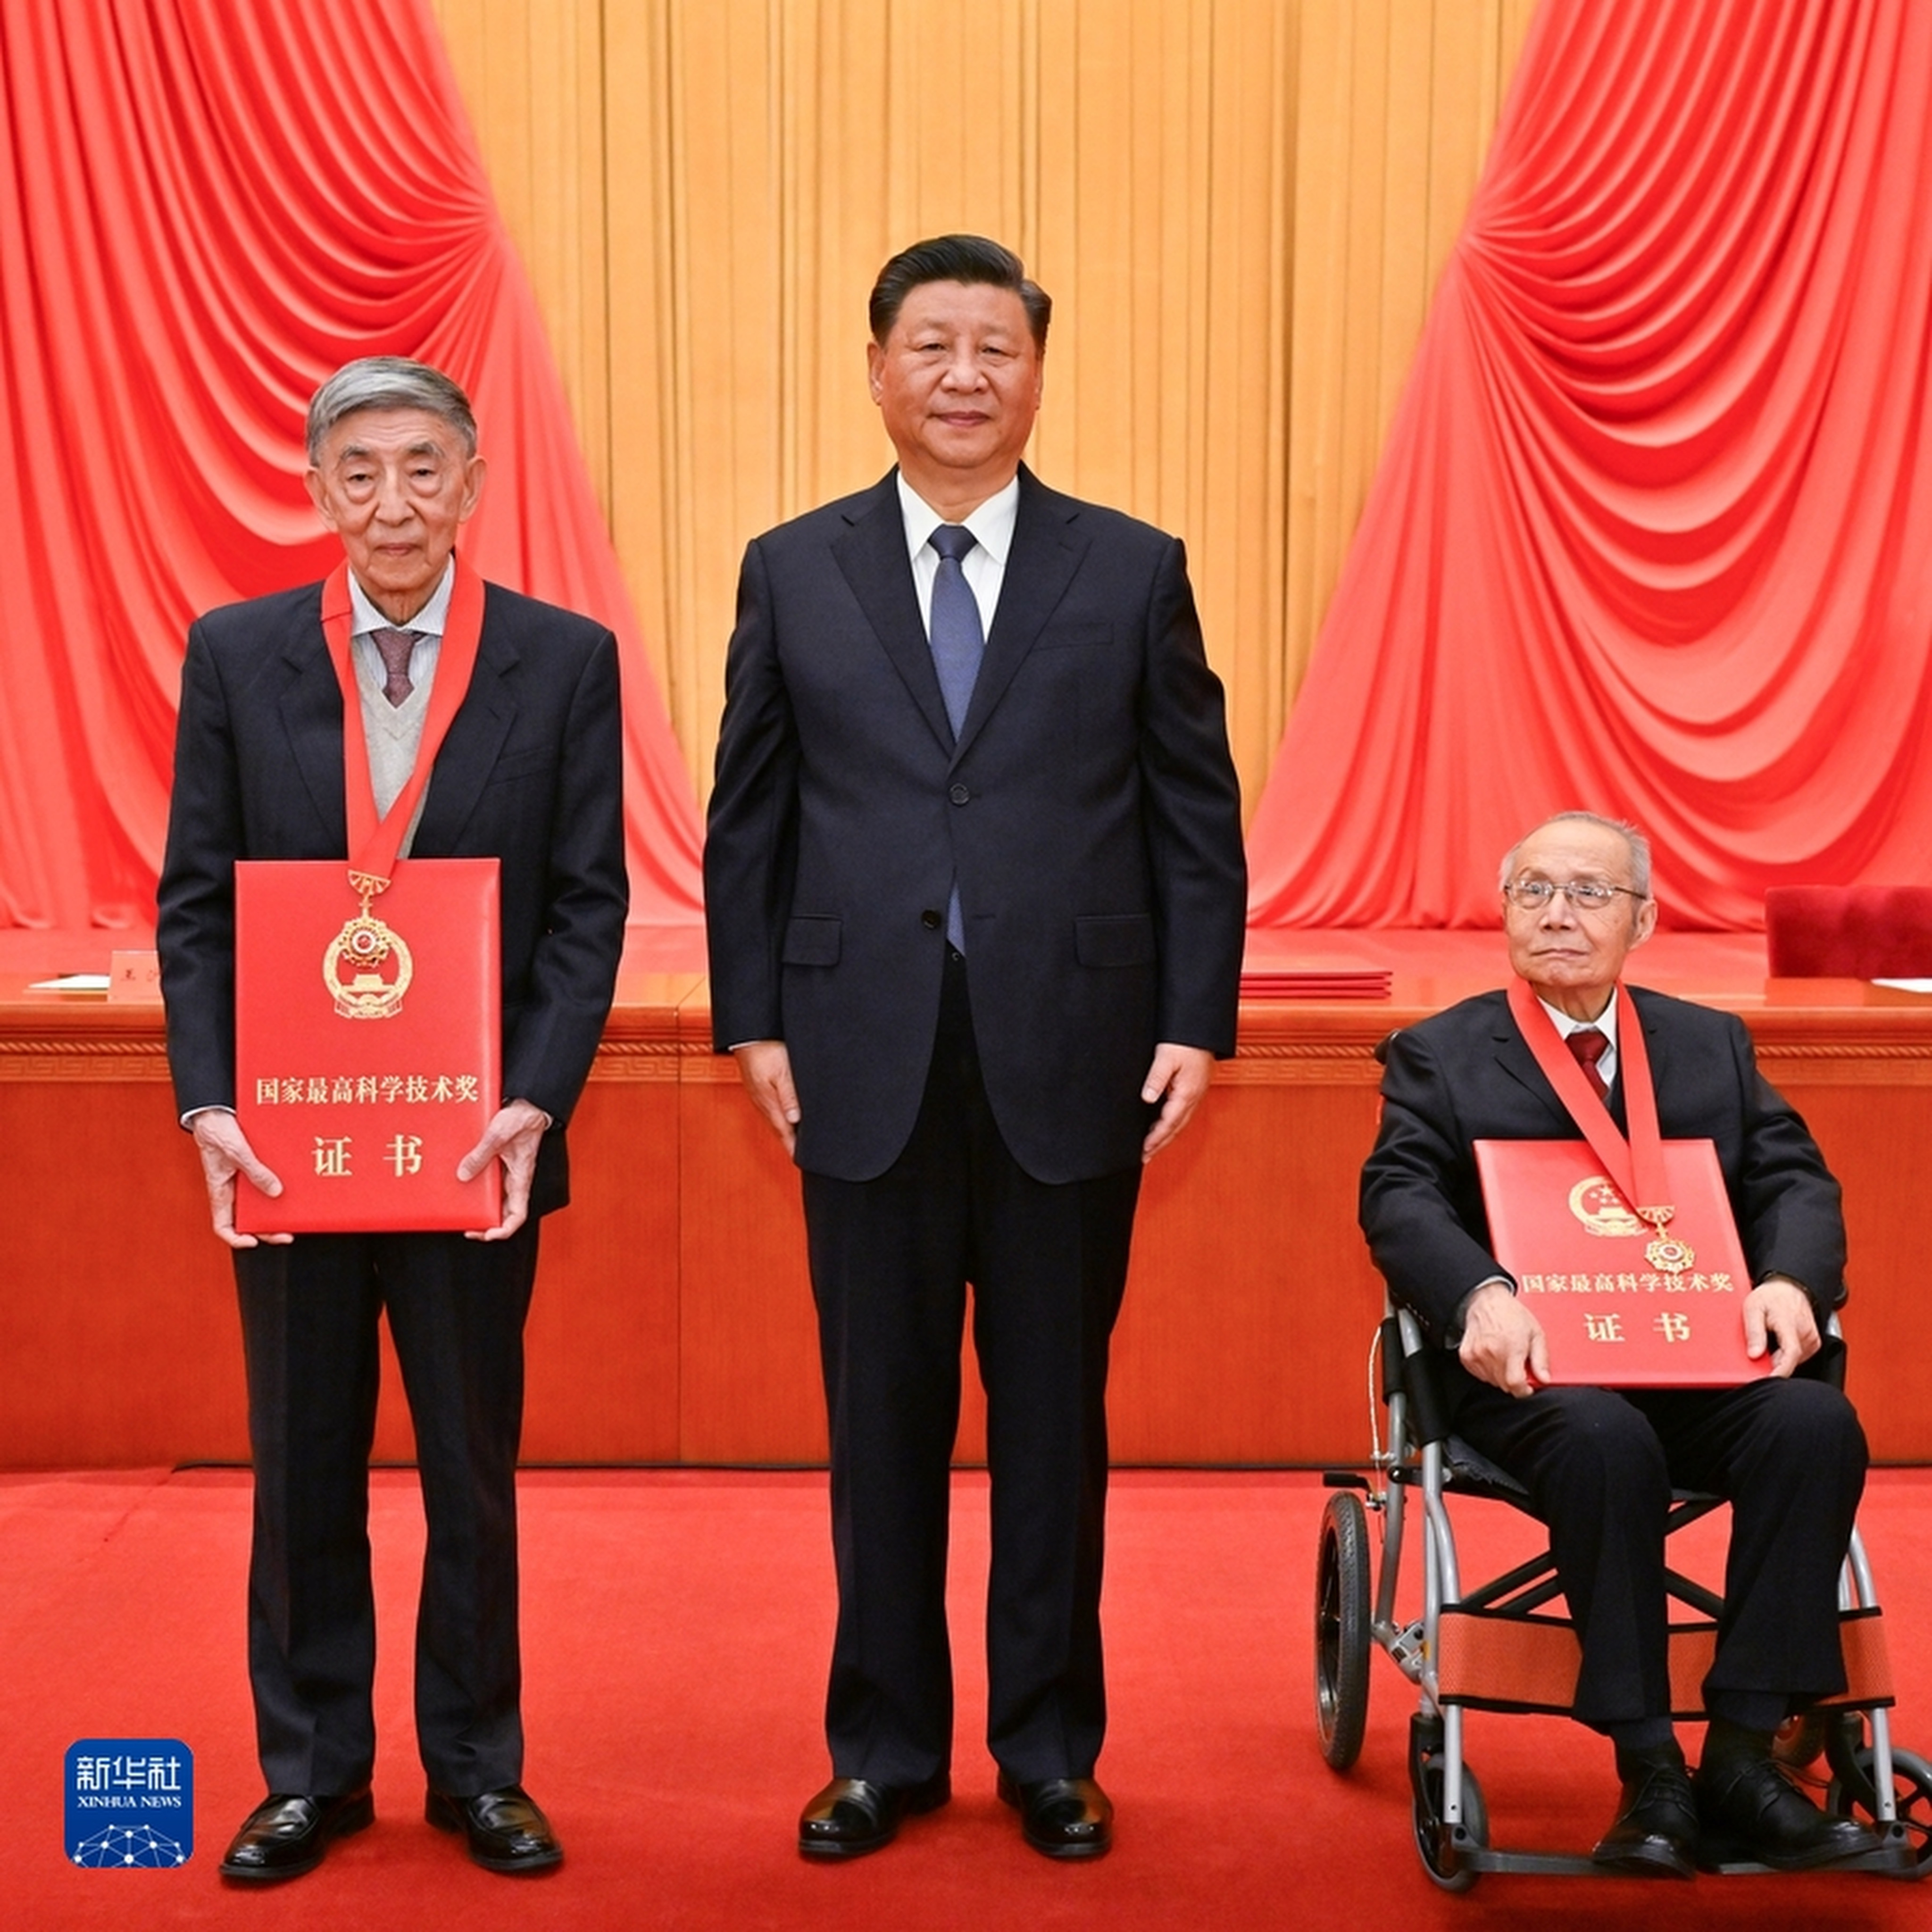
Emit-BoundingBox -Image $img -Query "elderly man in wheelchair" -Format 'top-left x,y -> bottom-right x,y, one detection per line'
1357,812 -> 1882,1879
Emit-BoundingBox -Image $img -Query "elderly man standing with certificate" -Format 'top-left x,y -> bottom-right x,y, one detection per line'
158,358 -> 627,1883
1360,811 -> 1876,1880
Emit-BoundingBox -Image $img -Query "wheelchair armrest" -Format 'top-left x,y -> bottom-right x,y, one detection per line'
1382,1307 -> 1454,1449
1800,1328 -> 1848,1392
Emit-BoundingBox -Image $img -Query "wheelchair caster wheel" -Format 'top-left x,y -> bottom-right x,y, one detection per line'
1409,1715 -> 1487,1891
1826,1743 -> 1932,1869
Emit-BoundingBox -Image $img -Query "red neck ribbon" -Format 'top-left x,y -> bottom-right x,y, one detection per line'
1505,977 -> 1672,1223
319,555 -> 485,892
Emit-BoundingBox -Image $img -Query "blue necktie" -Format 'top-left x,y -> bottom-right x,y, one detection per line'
928,525 -> 984,949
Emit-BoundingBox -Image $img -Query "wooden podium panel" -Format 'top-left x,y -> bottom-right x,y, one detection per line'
2,963 -> 1929,1468
1107,1037 -> 1386,1462
520,985 -> 689,1462
674,1016 -> 825,1465
2,1072 -> 250,1465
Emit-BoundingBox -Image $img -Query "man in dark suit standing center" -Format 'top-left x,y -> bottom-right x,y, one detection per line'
705,236 -> 1246,1861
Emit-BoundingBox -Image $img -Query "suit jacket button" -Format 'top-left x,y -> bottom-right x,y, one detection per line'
949,783 -> 970,805
920,909 -> 942,930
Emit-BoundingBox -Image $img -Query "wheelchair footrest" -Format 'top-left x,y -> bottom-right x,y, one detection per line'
1464,1840 -> 1922,1881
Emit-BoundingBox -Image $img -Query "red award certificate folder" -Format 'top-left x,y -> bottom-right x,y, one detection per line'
234,858 -> 502,1233
1473,1138 -> 1771,1388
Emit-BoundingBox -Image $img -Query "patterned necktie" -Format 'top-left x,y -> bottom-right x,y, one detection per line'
370,626 -> 420,707
927,525 -> 984,951
1566,1025 -> 1610,1101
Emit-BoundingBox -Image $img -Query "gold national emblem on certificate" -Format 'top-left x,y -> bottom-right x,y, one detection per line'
1568,1175 -> 1644,1239
323,874 -> 413,1019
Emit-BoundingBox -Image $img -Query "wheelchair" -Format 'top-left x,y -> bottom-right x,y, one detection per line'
1313,1302 -> 1930,1887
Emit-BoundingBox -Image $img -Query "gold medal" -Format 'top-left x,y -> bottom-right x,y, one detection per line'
323,871 -> 413,1019
1639,1205 -> 1692,1274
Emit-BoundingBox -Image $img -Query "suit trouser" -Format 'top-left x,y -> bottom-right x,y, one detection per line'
233,1225 -> 539,1795
801,949 -> 1142,1786
1449,1372 -> 1867,1729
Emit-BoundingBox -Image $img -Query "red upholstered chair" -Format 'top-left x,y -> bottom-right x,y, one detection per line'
1764,885 -> 1932,977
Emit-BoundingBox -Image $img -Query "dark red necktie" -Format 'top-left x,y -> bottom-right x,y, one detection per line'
1566,1025 -> 1610,1101
371,626 -> 419,706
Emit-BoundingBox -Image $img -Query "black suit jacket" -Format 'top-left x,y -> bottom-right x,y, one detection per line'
703,467 -> 1247,1183
1360,986 -> 1847,1345
157,574 -> 628,1217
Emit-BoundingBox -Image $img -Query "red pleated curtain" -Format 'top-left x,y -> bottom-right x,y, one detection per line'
0,0 -> 702,934
1248,0 -> 1932,931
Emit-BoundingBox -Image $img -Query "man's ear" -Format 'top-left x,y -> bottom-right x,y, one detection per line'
303,467 -> 337,532
457,454 -> 486,523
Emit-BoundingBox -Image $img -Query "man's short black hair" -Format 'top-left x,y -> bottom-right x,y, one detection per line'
868,234 -> 1051,351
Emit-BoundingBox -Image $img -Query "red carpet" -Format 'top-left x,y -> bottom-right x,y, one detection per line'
3,1468 -> 1924,1929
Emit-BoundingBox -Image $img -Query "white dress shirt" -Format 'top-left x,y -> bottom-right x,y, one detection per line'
894,471 -> 1019,640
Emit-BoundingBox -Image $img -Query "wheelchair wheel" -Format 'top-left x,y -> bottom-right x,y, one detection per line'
1315,1490 -> 1372,1769
1826,1743 -> 1932,1868
1409,1715 -> 1487,1891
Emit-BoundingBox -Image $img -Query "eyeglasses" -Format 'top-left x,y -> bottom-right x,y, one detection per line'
1503,878 -> 1647,913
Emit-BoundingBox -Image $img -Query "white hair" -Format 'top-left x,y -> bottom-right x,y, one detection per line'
306,357 -> 477,463
1499,811 -> 1653,899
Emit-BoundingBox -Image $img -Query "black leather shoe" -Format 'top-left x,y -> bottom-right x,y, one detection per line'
797,1772 -> 950,1859
218,1788 -> 374,1882
997,1771 -> 1113,1859
425,1784 -> 563,1874
1694,1749 -> 1879,1871
1591,1746 -> 1697,1879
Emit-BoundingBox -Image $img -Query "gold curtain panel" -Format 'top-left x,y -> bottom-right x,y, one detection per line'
429,0 -> 1535,820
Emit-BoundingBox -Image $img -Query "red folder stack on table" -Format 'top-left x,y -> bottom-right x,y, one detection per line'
1240,964 -> 1392,1000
